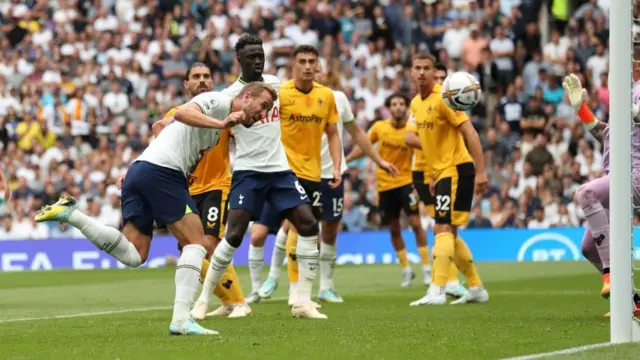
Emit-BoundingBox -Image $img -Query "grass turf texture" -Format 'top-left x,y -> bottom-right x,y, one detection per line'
0,262 -> 635,360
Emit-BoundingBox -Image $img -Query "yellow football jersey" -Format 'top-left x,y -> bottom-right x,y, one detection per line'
278,80 -> 339,182
165,105 -> 232,195
368,119 -> 414,192
407,84 -> 473,180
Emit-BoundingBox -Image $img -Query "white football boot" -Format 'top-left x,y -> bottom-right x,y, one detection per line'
423,265 -> 432,286
204,304 -> 234,317
401,267 -> 415,288
228,303 -> 252,318
450,286 -> 489,304
190,300 -> 211,320
291,303 -> 328,319
288,289 -> 322,308
410,285 -> 447,306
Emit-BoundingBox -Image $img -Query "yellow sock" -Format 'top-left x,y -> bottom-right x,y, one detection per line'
286,229 -> 299,283
432,232 -> 455,286
417,246 -> 430,266
214,264 -> 245,305
448,263 -> 459,282
453,236 -> 482,287
396,248 -> 409,268
200,258 -> 210,282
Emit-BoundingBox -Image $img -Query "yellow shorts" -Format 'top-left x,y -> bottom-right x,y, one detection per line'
191,188 -> 230,238
433,163 -> 475,227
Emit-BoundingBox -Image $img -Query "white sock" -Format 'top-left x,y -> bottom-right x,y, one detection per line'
446,280 -> 460,288
171,244 -> 206,325
295,234 -> 319,305
197,238 -> 236,305
248,245 -> 264,293
268,227 -> 288,279
319,242 -> 336,291
68,210 -> 142,267
289,282 -> 298,294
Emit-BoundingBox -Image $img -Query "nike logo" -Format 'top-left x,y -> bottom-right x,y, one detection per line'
300,195 -> 308,200
594,234 -> 605,246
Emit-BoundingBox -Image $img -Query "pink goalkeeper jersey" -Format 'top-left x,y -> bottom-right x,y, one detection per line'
602,80 -> 640,174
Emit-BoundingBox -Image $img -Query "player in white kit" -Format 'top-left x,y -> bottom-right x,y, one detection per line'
255,64 -> 397,303
191,35 -> 330,320
33,83 -> 276,335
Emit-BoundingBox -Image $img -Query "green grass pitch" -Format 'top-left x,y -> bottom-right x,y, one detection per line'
1,262 -> 640,360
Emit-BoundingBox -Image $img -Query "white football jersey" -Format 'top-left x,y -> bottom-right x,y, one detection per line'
135,92 -> 230,175
321,90 -> 354,179
222,75 -> 290,173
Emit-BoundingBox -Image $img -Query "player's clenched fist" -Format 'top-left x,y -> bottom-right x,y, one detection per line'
224,111 -> 245,127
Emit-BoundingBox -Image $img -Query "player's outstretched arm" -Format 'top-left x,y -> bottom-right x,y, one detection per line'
325,122 -> 343,188
174,104 -> 235,129
458,121 -> 488,194
345,122 -> 398,176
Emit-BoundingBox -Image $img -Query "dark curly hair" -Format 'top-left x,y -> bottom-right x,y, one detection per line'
234,34 -> 262,54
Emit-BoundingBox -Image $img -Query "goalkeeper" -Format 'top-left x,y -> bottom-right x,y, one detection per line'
563,73 -> 640,317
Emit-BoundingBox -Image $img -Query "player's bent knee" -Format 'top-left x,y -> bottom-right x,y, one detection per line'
575,184 -> 596,206
122,222 -> 151,263
296,216 -> 319,237
407,215 -> 422,232
434,223 -> 453,235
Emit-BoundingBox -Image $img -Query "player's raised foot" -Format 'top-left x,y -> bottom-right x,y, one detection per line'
401,268 -> 415,288
604,301 -> 640,318
601,273 -> 611,299
246,291 -> 261,304
258,276 -> 278,299
445,282 -> 469,299
291,303 -> 328,319
410,286 -> 447,306
423,266 -> 432,286
204,304 -> 234,317
450,286 -> 489,305
34,195 -> 78,223
169,318 -> 219,336
189,300 -> 211,320
318,289 -> 344,303
228,303 -> 252,318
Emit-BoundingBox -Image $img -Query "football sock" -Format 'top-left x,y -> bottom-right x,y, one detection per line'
432,232 -> 455,287
248,245 -> 264,293
580,200 -> 611,268
68,210 -> 142,267
197,238 -> 236,305
286,229 -> 299,283
397,248 -> 409,268
453,236 -> 482,287
603,267 -> 610,275
581,227 -> 604,274
214,264 -> 245,305
172,244 -> 206,325
447,263 -> 460,286
268,227 -> 288,279
296,234 -> 319,305
417,246 -> 430,266
319,242 -> 337,291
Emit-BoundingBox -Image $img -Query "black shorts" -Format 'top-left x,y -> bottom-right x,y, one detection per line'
412,171 -> 435,208
299,178 -> 323,221
434,162 -> 475,226
378,184 -> 419,225
191,189 -> 229,238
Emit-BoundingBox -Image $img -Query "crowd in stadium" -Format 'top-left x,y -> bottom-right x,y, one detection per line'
0,0 -> 627,240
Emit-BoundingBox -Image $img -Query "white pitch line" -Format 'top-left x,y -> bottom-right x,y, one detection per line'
0,296 -> 289,324
499,342 -> 615,360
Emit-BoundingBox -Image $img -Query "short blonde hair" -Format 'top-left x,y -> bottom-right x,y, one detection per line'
238,82 -> 278,103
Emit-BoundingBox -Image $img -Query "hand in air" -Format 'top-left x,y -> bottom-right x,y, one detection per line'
379,160 -> 399,177
562,74 -> 587,111
474,171 -> 488,195
329,168 -> 342,189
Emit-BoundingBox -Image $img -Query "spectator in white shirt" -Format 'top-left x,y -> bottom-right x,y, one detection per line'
102,81 -> 129,126
442,18 -> 469,60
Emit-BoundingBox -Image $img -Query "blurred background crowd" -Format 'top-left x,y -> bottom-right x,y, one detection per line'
0,0 -> 629,240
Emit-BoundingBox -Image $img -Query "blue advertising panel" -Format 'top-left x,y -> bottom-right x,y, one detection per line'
0,227 -> 634,271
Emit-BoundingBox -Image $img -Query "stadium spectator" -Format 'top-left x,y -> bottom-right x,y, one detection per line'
0,0 -> 626,238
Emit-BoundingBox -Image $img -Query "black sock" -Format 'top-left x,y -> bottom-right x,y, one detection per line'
603,268 -> 610,275
634,293 -> 640,303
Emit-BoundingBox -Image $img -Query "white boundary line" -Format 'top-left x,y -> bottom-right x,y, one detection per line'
0,296 -> 288,324
498,342 -> 615,360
